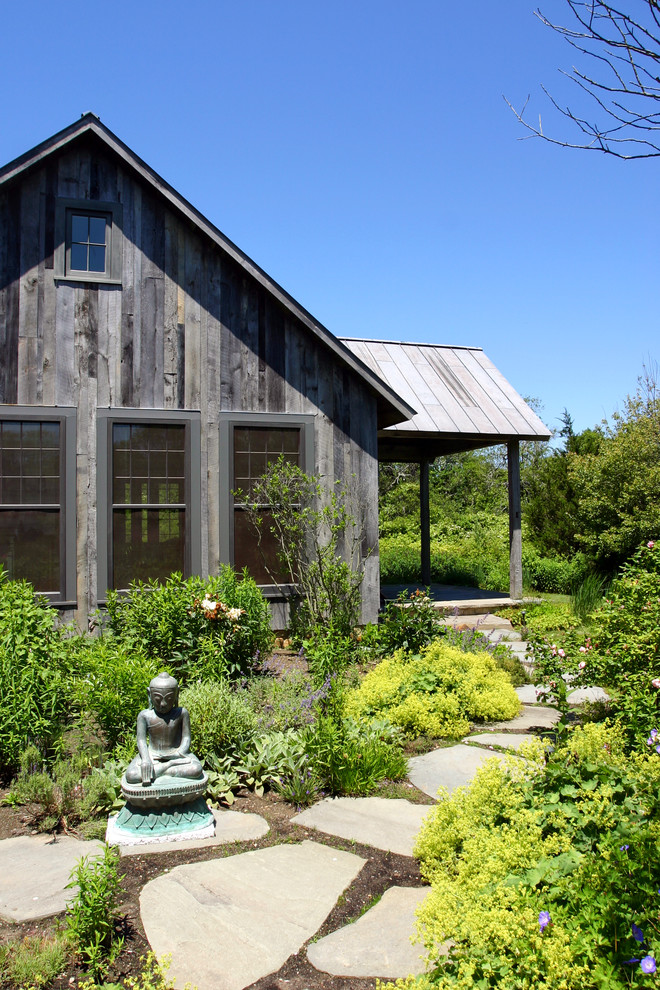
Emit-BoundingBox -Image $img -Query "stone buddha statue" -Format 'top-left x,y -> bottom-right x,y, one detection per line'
125,672 -> 203,785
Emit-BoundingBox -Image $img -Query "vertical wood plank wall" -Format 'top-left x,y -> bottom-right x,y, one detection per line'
0,142 -> 380,626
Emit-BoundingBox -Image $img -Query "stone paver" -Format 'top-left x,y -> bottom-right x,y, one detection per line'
307,885 -> 436,978
0,834 -> 105,922
116,808 -> 269,856
516,684 -> 547,704
486,703 -> 561,732
140,840 -> 365,990
463,732 -> 534,751
408,744 -> 510,799
292,797 -> 432,856
567,686 -> 611,704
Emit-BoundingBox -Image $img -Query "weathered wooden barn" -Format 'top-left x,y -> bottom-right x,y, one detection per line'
0,114 -> 550,628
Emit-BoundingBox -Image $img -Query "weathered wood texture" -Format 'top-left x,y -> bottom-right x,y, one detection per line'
0,140 -> 379,625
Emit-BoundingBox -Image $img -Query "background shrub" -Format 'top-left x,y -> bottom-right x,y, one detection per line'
105,568 -> 272,681
346,643 -> 520,739
0,572 -> 73,774
180,680 -> 257,761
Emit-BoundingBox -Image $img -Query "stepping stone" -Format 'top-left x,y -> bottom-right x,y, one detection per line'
516,684 -> 548,703
567,686 -> 611,704
485,704 -> 561,732
408,745 -> 510,799
117,808 -> 269,856
307,885 -> 436,978
463,732 -> 534,751
140,840 -> 365,990
0,834 -> 105,922
292,797 -> 432,856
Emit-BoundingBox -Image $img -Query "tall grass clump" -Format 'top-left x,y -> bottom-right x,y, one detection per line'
571,572 -> 608,622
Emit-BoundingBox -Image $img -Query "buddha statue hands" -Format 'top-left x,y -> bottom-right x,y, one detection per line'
125,672 -> 203,786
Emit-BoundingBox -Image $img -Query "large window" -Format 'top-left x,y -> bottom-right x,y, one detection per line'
54,199 -> 122,283
97,410 -> 201,595
0,408 -> 76,602
219,414 -> 314,587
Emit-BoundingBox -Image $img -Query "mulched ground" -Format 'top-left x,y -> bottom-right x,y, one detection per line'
0,778 -> 433,990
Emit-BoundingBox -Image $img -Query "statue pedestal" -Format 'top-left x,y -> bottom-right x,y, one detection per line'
107,772 -> 215,846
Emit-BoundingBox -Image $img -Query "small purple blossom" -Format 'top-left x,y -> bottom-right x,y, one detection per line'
538,911 -> 551,933
620,844 -> 629,851
632,923 -> 644,943
641,956 -> 657,975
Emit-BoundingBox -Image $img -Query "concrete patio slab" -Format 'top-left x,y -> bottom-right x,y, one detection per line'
292,797 -> 433,857
307,885 -> 435,978
408,745 -> 510,799
139,840 -> 365,990
0,834 -> 105,922
463,732 -> 535,751
116,807 -> 269,856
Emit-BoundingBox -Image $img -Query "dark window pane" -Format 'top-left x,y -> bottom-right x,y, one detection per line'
89,245 -> 106,272
21,422 -> 41,448
113,508 -> 185,587
266,432 -> 284,453
0,509 -> 60,592
71,214 -> 88,242
21,448 -> 40,477
113,449 -> 129,479
234,509 -> 290,584
70,243 -> 88,271
150,451 -> 167,477
113,424 -> 131,450
166,426 -> 185,451
131,479 -> 149,504
250,452 -> 267,478
41,476 -> 60,503
282,430 -> 300,454
88,216 -> 106,244
1,477 -> 21,503
249,430 -> 269,451
234,452 -> 250,480
167,450 -> 184,478
2,422 -> 21,445
22,477 -> 40,502
234,428 -> 250,451
41,422 -> 60,447
3,449 -> 20,475
130,450 -> 149,478
41,448 -> 60,477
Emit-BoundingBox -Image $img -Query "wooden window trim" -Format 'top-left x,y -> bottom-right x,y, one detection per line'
218,412 -> 315,595
54,198 -> 123,284
0,406 -> 76,606
96,409 -> 201,600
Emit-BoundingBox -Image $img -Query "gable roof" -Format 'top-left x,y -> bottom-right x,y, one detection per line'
0,114 -> 415,431
341,338 -> 552,459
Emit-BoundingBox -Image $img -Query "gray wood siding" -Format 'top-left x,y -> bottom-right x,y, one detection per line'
0,141 -> 380,624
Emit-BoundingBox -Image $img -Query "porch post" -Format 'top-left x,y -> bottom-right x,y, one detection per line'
420,458 -> 431,586
507,439 -> 523,600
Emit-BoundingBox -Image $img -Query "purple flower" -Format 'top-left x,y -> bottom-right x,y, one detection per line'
538,911 -> 551,933
632,923 -> 644,943
620,845 -> 629,851
641,956 -> 657,975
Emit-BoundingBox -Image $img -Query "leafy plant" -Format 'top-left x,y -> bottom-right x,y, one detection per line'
246,669 -> 327,732
237,457 -> 366,638
571,572 -> 608,622
0,930 -> 70,989
180,680 -> 257,762
105,569 -> 272,682
305,714 -> 407,795
377,589 -> 444,655
0,570 -> 74,773
65,844 -> 124,980
346,643 -> 520,739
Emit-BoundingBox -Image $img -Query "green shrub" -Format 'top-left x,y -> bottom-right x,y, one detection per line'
180,680 -> 257,761
305,715 -> 407,795
405,723 -> 660,990
70,636 -> 160,749
0,931 -> 70,989
105,568 -> 272,681
0,571 -> 74,773
245,670 -> 325,732
377,590 -> 444,655
346,643 -> 520,739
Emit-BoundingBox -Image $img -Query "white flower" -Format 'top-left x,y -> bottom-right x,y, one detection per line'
201,597 -> 218,612
227,607 -> 244,621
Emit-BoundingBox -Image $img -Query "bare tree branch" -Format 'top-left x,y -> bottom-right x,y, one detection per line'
508,1 -> 660,157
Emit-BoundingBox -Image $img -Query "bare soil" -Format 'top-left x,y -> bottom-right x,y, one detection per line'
0,781 -> 433,990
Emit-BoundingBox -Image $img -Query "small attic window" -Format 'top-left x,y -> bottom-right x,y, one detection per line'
54,199 -> 123,283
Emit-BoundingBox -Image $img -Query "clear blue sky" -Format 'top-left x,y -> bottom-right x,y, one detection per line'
1,0 -> 656,437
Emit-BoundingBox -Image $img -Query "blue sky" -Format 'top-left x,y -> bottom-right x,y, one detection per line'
1,0 -> 656,437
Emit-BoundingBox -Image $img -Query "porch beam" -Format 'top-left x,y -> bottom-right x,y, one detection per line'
507,439 -> 523,599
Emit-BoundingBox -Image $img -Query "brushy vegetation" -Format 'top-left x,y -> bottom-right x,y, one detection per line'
65,844 -> 124,980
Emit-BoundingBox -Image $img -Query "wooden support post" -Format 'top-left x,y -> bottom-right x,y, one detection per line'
420,458 -> 431,586
507,439 -> 523,600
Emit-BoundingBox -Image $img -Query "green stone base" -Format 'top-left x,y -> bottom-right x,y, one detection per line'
107,797 -> 215,846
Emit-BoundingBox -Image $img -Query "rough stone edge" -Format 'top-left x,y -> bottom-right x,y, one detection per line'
114,808 -> 270,857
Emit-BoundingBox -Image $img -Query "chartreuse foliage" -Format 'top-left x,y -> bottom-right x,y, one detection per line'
345,642 -> 520,739
380,724 -> 660,990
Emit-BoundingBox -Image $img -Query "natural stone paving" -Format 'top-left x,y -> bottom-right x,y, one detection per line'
307,885 -> 435,978
463,731 -> 535,751
292,797 -> 433,857
408,744 -> 511,799
0,834 -> 105,922
486,703 -> 562,732
567,686 -> 611,704
116,807 -> 269,856
139,840 -> 365,990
